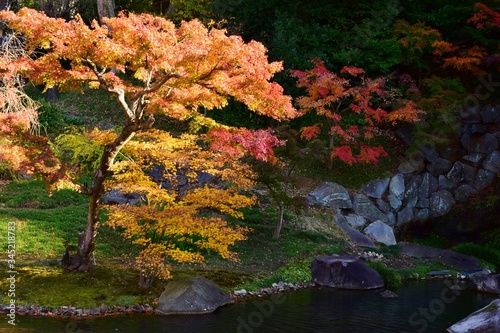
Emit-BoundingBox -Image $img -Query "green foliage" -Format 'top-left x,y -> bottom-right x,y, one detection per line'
0,264 -> 160,308
271,258 -> 312,284
413,235 -> 448,249
38,101 -> 82,136
398,261 -> 454,280
452,242 -> 500,269
374,244 -> 400,259
207,98 -> 269,129
366,261 -> 402,289
217,0 -> 401,75
409,76 -> 466,155
55,129 -> 104,173
0,161 -> 15,180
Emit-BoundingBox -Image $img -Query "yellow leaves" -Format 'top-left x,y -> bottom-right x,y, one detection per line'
106,192 -> 251,282
134,68 -> 150,82
102,128 -> 255,283
184,187 -> 256,219
88,81 -> 101,89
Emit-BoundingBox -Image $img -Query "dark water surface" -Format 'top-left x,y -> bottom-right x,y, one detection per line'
1,280 -> 496,333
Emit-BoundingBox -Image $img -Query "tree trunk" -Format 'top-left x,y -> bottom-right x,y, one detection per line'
273,203 -> 285,239
97,0 -> 115,23
64,125 -> 137,271
139,271 -> 155,288
328,134 -> 334,171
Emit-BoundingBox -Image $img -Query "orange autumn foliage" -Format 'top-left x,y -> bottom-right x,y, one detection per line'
0,8 -> 296,275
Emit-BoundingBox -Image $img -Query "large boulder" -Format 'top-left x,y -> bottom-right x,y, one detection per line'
334,218 -> 375,248
453,184 -> 477,203
472,274 -> 500,294
471,169 -> 495,191
399,242 -> 480,270
156,276 -> 233,315
361,178 -> 389,199
307,182 -> 352,210
482,150 -> 500,174
427,157 -> 453,176
311,255 -> 384,290
447,299 -> 500,333
363,220 -> 397,246
352,194 -> 389,224
389,173 -> 405,200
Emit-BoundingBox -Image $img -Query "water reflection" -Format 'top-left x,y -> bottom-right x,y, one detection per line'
1,280 -> 496,333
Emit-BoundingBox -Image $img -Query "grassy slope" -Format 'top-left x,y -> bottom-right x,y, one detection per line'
0,178 -> 350,308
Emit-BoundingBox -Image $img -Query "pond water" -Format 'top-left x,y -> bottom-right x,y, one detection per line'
1,280 -> 496,333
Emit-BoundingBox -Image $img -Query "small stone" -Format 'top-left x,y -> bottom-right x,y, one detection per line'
380,290 -> 399,299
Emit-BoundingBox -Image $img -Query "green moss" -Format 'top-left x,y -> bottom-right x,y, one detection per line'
0,264 -> 161,308
451,242 -> 500,270
483,304 -> 498,312
366,261 -> 402,289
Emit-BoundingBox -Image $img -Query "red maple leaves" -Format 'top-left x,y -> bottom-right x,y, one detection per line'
292,59 -> 422,165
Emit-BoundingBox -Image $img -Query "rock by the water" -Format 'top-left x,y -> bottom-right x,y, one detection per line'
480,105 -> 500,123
399,242 -> 480,270
380,290 -> 399,299
363,220 -> 397,246
418,172 -> 438,200
311,255 -> 384,290
472,274 -> 500,294
447,299 -> 500,333
156,276 -> 233,315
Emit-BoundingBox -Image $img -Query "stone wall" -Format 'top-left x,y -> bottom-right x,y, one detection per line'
307,105 -> 500,246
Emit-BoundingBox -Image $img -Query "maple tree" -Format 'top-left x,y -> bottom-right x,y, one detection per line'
250,125 -> 310,239
468,2 -> 500,29
291,59 -> 422,168
393,18 -> 493,84
0,8 -> 296,272
100,129 -> 256,287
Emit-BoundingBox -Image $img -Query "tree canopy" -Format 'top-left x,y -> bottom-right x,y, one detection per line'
0,7 -> 296,278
